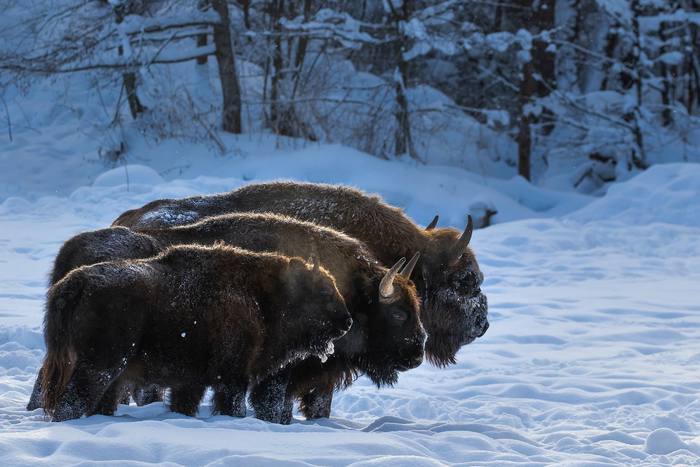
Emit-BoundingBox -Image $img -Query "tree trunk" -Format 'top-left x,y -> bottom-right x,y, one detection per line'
532,0 -> 556,96
532,0 -> 556,135
113,3 -> 145,119
518,59 -> 535,181
516,0 -> 556,180
682,14 -> 700,114
394,63 -> 416,160
389,2 -> 418,161
659,20 -> 673,126
293,0 -> 312,73
601,25 -> 619,91
211,0 -> 242,133
626,0 -> 647,169
196,1 -> 209,66
269,0 -> 284,132
196,34 -> 208,66
123,72 -> 146,118
241,0 -> 251,30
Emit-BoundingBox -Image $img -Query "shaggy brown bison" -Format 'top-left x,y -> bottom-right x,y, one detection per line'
41,244 -> 352,422
32,213 -> 425,422
113,182 -> 488,366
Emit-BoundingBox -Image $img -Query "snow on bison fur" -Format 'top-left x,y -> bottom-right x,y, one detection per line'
113,182 -> 488,366
41,244 -> 352,422
31,213 -> 425,422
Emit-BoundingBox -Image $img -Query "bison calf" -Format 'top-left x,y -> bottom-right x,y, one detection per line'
41,244 -> 351,421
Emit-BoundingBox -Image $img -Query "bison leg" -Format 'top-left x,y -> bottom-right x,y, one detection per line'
212,378 -> 247,417
51,361 -> 123,422
26,367 -> 44,411
249,369 -> 291,424
169,382 -> 205,416
131,383 -> 165,406
299,389 -> 333,420
280,389 -> 294,425
91,372 -> 135,416
91,379 -> 125,416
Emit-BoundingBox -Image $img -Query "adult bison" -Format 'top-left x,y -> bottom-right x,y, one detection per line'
42,244 -> 352,421
31,213 -> 425,422
113,182 -> 488,366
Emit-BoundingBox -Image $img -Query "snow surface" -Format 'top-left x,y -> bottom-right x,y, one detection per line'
0,152 -> 699,465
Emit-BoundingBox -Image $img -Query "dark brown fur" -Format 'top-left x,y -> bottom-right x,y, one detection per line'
36,213 -> 425,421
113,182 -> 488,365
41,244 -> 351,421
26,228 -> 161,411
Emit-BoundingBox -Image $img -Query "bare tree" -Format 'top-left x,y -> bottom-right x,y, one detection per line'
210,0 -> 242,133
516,0 -> 556,181
386,1 -> 418,161
113,0 -> 146,119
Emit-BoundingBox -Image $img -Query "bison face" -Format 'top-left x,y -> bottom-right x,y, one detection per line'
422,218 -> 489,366
359,273 -> 426,387
285,259 -> 353,358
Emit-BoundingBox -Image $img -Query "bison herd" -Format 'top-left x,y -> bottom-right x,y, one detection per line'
28,181 -> 489,424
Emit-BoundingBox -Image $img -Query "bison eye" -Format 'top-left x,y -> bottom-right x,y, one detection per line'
391,310 -> 408,323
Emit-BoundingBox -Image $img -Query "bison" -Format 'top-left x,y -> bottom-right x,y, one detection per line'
113,182 -> 488,366
41,244 -> 352,422
32,213 -> 425,422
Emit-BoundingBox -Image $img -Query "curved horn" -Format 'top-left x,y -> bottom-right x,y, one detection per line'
400,252 -> 420,279
452,215 -> 473,257
425,215 -> 439,231
379,257 -> 406,300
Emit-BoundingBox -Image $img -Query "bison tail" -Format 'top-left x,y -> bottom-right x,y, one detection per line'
41,273 -> 84,416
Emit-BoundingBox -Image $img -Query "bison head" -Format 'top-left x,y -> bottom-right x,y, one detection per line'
284,257 -> 353,359
357,254 -> 426,387
421,216 -> 489,366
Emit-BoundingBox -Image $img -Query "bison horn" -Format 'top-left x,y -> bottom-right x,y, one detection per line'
379,257 -> 406,301
452,215 -> 473,257
400,252 -> 420,279
425,215 -> 439,230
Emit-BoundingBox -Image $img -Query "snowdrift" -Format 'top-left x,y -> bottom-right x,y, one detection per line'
569,163 -> 700,227
0,160 -> 699,465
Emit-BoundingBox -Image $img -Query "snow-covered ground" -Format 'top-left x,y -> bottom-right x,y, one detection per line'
0,146 -> 699,465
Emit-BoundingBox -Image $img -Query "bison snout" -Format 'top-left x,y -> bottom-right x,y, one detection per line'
407,352 -> 423,369
328,312 -> 352,338
478,320 -> 489,337
397,343 -> 424,371
462,307 -> 489,344
340,315 -> 353,333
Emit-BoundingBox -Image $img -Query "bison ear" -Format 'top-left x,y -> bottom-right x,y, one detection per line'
379,257 -> 406,302
451,215 -> 473,260
425,215 -> 439,231
400,252 -> 420,279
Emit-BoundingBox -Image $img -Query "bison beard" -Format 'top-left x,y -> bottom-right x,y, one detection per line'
112,181 -> 489,366
33,214 -> 425,422
40,245 -> 352,422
